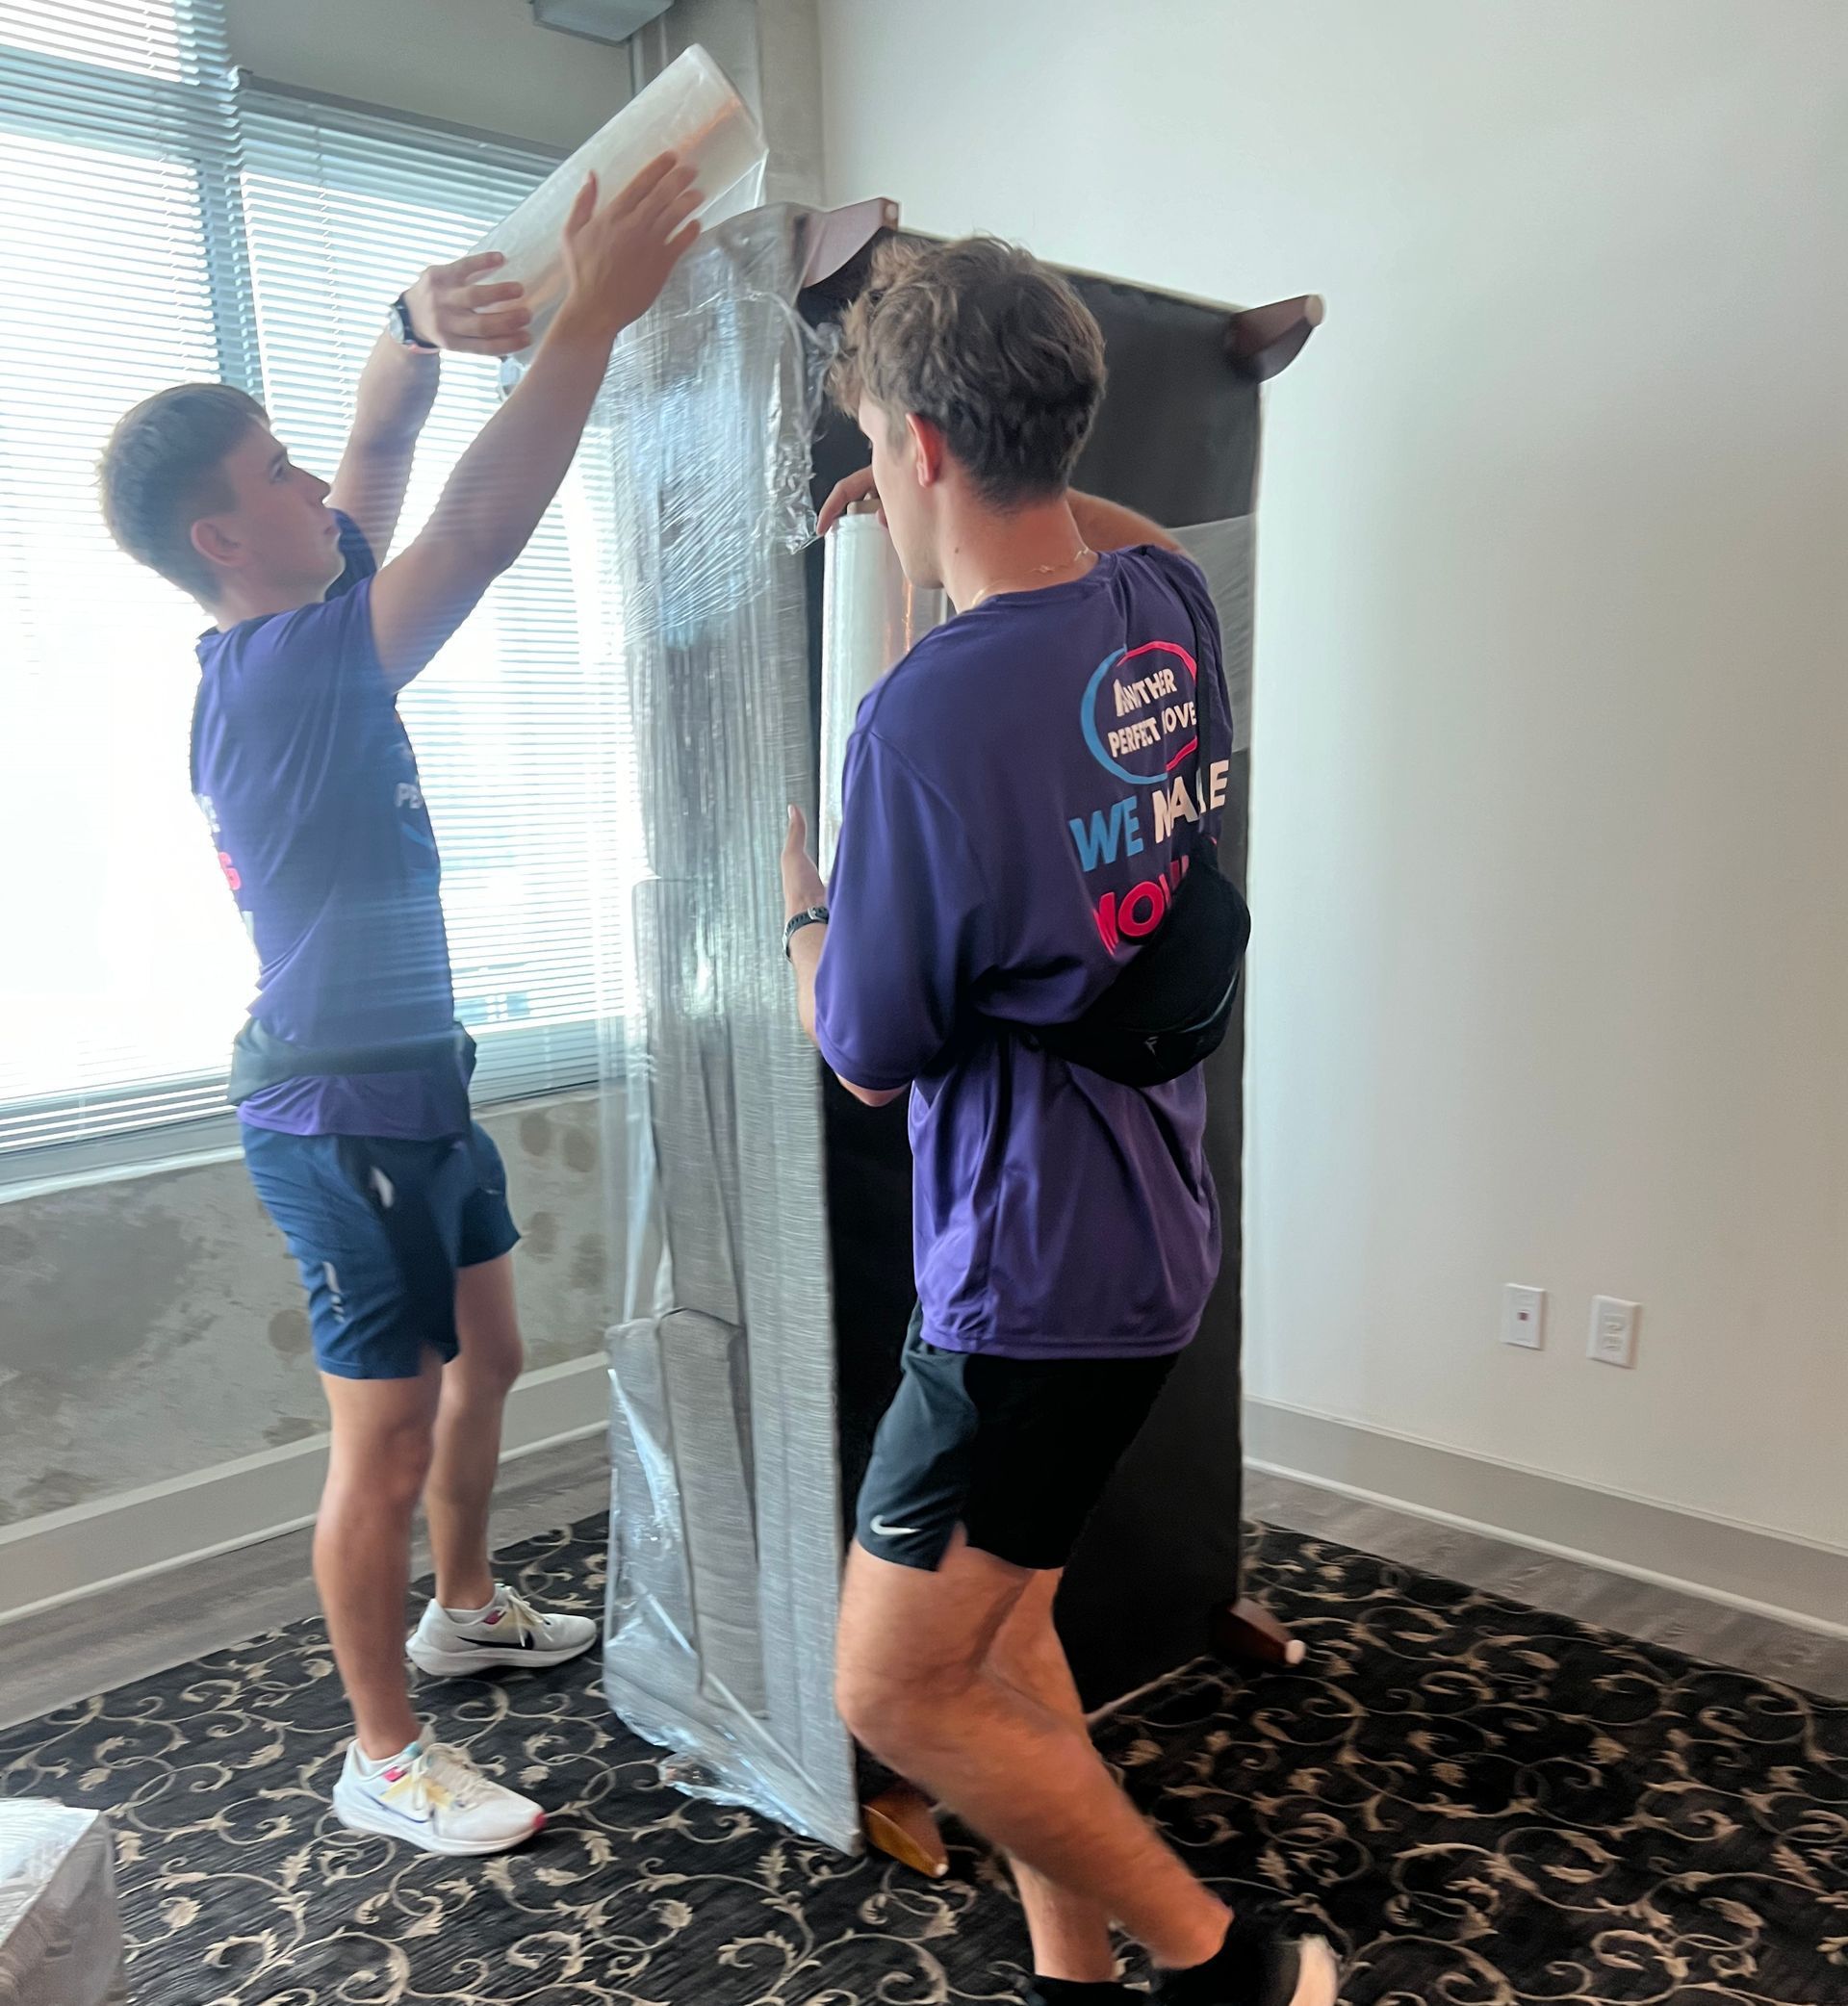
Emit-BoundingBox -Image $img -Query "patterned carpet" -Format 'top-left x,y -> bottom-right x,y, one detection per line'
2,1518 -> 1842,2006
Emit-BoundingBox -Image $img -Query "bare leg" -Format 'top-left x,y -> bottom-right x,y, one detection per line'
318,1357 -> 443,1760
836,1531 -> 1229,1972
424,1252 -> 524,1612
988,1572 -> 1117,1983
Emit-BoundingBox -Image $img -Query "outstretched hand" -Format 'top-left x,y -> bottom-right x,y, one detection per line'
781,806 -> 827,921
557,154 -> 702,345
402,252 -> 532,358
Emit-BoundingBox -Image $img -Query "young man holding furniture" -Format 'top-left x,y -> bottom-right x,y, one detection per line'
782,238 -> 1339,2006
100,156 -> 700,1857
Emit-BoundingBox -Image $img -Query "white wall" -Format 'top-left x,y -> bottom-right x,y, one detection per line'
0,1093 -> 617,1619
226,0 -> 821,170
226,0 -> 631,150
819,3 -> 1848,1577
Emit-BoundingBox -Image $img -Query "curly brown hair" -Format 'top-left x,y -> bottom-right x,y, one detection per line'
831,237 -> 1106,505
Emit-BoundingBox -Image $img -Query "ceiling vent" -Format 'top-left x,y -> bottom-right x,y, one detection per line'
531,0 -> 675,46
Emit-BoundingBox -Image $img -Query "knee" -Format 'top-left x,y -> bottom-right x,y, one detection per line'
835,1668 -> 904,1764
378,1436 -> 435,1510
835,1665 -> 959,1769
987,1623 -> 1060,1699
332,1413 -> 434,1513
834,1666 -> 880,1750
455,1333 -> 524,1400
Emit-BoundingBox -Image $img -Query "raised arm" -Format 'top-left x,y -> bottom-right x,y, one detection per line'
368,155 -> 700,690
1065,490 -> 1183,555
816,465 -> 1182,554
329,253 -> 533,557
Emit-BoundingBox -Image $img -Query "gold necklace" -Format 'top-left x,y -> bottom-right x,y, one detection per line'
966,544 -> 1096,609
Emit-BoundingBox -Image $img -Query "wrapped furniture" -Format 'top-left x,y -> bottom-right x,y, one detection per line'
563,166 -> 1314,1839
0,1802 -> 126,2006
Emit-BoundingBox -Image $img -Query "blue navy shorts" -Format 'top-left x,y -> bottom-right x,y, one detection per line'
243,1123 -> 520,1380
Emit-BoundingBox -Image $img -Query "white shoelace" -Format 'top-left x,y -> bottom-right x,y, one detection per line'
490,1587 -> 549,1644
379,1740 -> 499,1817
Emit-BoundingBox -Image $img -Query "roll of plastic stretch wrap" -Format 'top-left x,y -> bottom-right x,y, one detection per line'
468,45 -> 766,361
819,513 -> 947,876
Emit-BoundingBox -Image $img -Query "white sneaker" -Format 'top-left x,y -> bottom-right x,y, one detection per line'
331,1730 -> 545,1856
406,1584 -> 599,1678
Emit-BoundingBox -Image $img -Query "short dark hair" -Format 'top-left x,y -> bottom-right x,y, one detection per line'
831,237 -> 1106,505
98,382 -> 267,602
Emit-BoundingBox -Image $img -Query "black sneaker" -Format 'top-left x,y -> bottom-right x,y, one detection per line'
1152,1917 -> 1342,2006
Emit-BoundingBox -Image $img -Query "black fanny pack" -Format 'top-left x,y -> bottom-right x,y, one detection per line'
1023,848 -> 1250,1087
225,1016 -> 476,1106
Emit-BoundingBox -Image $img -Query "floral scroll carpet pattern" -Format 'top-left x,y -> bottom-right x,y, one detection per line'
2,1518 -> 1840,2005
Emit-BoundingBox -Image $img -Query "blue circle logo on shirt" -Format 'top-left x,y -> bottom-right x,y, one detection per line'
1081,640 -> 1199,785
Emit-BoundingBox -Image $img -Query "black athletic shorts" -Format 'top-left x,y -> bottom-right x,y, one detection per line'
854,1307 -> 1182,1573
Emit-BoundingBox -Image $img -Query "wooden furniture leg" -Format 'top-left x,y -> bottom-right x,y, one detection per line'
861,1780 -> 950,1878
1225,294 -> 1324,380
1213,1596 -> 1307,1669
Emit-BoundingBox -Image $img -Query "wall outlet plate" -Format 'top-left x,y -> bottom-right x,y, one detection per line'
1588,1295 -> 1640,1368
1502,1283 -> 1547,1350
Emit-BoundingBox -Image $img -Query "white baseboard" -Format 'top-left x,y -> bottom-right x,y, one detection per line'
1245,1399 -> 1848,1638
0,1354 -> 608,1628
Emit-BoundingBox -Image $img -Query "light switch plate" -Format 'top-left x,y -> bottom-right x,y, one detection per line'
1588,1295 -> 1640,1368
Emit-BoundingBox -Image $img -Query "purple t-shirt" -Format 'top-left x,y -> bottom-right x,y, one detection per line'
814,545 -> 1234,1361
191,513 -> 469,1140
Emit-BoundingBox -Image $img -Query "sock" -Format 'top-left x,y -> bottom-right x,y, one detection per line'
441,1591 -> 500,1625
1153,1921 -> 1237,2001
1029,1982 -> 1135,2004
352,1736 -> 421,1780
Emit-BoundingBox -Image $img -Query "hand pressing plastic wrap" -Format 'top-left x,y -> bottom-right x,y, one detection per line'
577,202 -> 860,1852
0,1803 -> 126,2006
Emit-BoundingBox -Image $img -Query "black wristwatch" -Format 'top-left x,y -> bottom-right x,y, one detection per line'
783,906 -> 830,959
388,292 -> 438,354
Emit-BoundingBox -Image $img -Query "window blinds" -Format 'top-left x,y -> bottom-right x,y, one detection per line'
238,91 -> 634,1113
0,0 -> 257,1170
0,1 -> 638,1178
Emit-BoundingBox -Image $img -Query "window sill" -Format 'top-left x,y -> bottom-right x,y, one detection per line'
0,1023 -> 605,1204
1,1082 -> 607,1207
